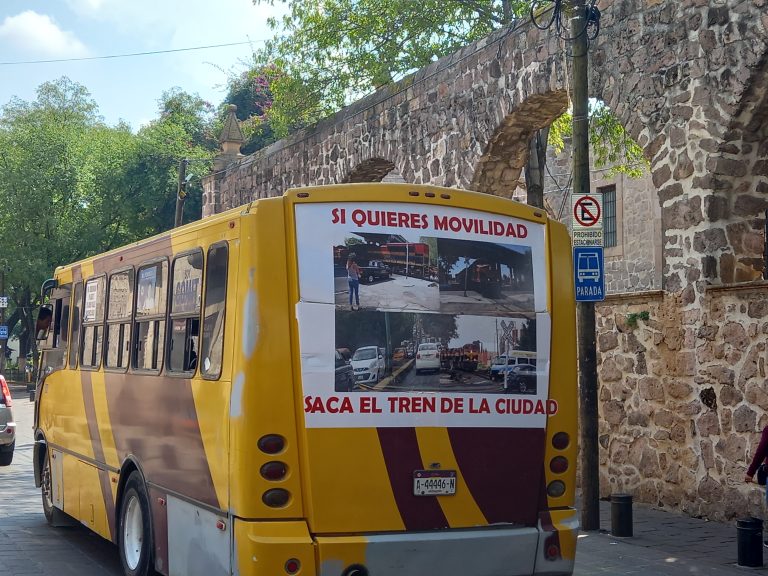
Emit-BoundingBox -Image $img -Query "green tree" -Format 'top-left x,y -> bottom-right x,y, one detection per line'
0,78 -> 133,362
0,80 -> 217,366
115,88 -> 217,240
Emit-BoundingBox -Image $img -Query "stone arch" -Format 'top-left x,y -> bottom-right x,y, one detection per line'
471,91 -> 569,198
342,158 -> 398,183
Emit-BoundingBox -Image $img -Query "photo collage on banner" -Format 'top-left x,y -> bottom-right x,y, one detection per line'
295,202 -> 552,428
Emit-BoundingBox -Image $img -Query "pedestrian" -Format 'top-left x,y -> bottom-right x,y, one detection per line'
347,253 -> 362,310
745,424 -> 768,544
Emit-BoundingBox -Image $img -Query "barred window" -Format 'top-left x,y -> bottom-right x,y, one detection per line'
601,185 -> 617,248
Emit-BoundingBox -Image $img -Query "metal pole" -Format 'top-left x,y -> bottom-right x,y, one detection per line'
572,0 -> 600,532
174,158 -> 189,228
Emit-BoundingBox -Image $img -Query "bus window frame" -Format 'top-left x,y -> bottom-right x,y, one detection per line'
68,281 -> 83,369
131,257 -> 169,375
104,266 -> 135,373
79,274 -> 107,371
200,241 -> 228,381
166,249 -> 204,378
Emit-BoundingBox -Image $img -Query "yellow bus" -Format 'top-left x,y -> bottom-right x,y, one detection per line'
32,183 -> 578,576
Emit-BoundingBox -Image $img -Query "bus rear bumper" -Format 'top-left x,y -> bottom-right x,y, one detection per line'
315,514 -> 578,576
233,508 -> 579,576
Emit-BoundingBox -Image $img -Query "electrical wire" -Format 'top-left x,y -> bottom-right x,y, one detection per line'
0,40 -> 260,66
529,0 -> 600,44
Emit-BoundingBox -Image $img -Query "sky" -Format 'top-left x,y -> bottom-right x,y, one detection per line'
0,0 -> 285,130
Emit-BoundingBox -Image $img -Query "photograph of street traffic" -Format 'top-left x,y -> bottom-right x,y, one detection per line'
334,310 -> 538,394
333,231 -> 440,312
437,239 -> 535,315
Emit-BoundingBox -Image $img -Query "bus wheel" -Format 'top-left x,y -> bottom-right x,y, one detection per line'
41,452 -> 54,524
119,472 -> 155,576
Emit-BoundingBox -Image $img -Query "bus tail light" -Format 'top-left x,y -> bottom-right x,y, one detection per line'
546,480 -> 566,498
544,534 -> 561,560
549,456 -> 568,474
284,558 -> 300,574
263,488 -> 291,508
258,434 -> 286,454
260,461 -> 288,481
0,377 -> 12,407
552,432 -> 569,450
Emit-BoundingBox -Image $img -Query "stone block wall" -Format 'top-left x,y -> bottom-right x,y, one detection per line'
596,284 -> 768,521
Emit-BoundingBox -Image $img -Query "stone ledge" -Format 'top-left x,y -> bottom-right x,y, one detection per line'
704,279 -> 768,295
604,289 -> 665,303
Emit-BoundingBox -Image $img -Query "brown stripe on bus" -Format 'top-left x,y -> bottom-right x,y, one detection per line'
377,427 -> 449,531
448,428 -> 545,525
81,370 -> 117,539
103,372 -> 219,508
92,235 -> 173,274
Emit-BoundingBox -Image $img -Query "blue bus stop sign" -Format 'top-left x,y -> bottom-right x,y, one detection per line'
0,325 -> 7,339
574,247 -> 605,302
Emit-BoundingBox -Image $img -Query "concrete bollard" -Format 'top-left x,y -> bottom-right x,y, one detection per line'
737,517 -> 763,568
610,493 -> 633,537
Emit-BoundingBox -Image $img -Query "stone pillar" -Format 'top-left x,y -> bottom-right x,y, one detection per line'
203,104 -> 244,218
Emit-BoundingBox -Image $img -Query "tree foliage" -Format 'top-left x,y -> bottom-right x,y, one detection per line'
242,0 -> 647,186
0,78 -> 215,363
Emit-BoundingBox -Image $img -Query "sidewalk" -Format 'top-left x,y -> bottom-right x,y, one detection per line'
575,498 -> 762,575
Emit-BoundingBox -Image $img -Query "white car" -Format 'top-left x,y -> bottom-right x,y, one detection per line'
415,343 -> 441,373
351,346 -> 385,384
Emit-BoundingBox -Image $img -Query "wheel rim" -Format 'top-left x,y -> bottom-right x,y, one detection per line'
123,495 -> 143,570
42,457 -> 53,510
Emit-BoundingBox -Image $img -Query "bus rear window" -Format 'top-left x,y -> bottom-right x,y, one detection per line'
201,242 -> 228,379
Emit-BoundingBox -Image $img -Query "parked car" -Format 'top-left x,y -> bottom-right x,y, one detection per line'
334,350 -> 355,392
415,342 -> 441,373
351,346 -> 386,385
489,354 -> 537,381
0,375 -> 16,466
359,260 -> 390,284
503,364 -> 538,394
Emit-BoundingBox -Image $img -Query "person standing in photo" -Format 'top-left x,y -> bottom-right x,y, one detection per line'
347,253 -> 362,310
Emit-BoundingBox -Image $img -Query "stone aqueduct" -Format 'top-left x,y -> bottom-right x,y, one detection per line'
203,0 -> 768,520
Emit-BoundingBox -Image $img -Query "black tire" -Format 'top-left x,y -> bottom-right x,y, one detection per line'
367,275 -> 374,283
0,442 -> 13,466
118,472 -> 155,576
41,451 -> 54,524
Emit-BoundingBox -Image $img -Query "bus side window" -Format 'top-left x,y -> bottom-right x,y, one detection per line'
105,269 -> 134,370
133,260 -> 168,372
80,276 -> 106,369
59,290 -> 70,352
201,242 -> 228,380
69,282 -> 83,368
168,250 -> 203,374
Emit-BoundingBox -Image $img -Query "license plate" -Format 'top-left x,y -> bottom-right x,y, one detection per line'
413,470 -> 456,496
